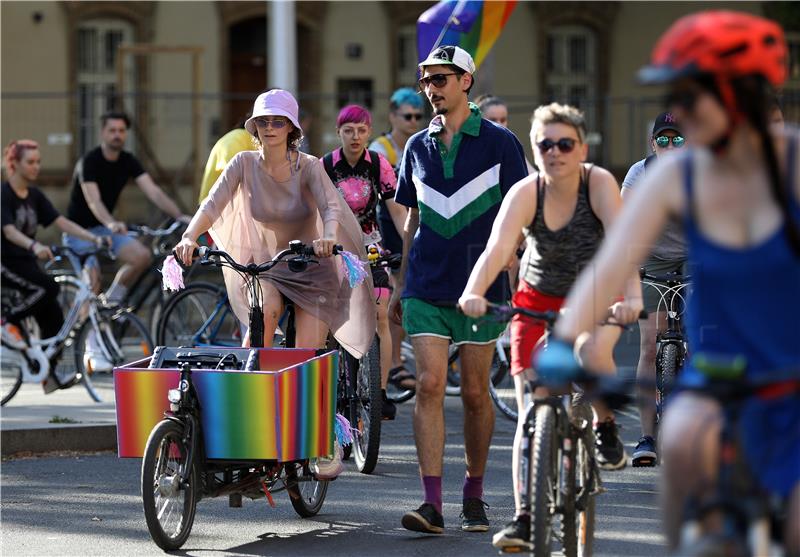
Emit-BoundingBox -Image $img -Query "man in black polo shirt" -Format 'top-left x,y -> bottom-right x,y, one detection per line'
64,111 -> 189,303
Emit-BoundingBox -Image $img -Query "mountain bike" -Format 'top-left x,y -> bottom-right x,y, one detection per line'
639,267 -> 690,428
1,246 -> 153,404
478,303 -> 641,556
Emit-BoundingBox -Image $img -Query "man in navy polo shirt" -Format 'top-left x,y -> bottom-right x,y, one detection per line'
389,45 -> 528,535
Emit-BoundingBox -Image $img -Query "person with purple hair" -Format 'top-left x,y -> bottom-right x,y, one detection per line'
322,104 -> 408,420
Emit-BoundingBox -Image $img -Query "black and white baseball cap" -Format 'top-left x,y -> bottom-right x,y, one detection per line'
419,45 -> 476,74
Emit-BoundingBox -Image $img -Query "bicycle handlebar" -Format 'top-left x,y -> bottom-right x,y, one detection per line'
128,220 -> 184,238
480,301 -> 647,327
187,241 -> 343,276
639,267 -> 691,285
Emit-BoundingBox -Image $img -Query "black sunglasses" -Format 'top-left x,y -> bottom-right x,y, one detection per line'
417,73 -> 458,90
537,137 -> 577,154
400,113 -> 423,122
655,135 -> 685,148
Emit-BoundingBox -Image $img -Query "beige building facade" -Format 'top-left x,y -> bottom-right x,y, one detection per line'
2,0 -> 797,209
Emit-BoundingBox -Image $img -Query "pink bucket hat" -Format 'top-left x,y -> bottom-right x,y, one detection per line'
244,89 -> 302,136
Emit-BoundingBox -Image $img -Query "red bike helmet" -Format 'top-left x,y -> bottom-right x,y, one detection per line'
639,11 -> 787,117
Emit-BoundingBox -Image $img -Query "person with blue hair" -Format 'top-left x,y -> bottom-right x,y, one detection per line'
369,87 -> 426,391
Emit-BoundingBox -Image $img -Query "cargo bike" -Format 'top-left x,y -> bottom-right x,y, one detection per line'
114,241 -> 376,550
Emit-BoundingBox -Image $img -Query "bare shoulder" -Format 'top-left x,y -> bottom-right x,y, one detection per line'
585,164 -> 621,208
636,149 -> 698,218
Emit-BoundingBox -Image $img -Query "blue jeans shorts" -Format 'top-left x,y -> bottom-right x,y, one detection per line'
63,226 -> 137,270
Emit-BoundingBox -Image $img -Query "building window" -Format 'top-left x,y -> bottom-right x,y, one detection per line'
544,25 -> 597,138
396,24 -> 418,88
76,19 -> 134,154
337,78 -> 374,109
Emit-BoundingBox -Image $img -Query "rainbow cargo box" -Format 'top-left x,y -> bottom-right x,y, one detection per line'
114,348 -> 338,461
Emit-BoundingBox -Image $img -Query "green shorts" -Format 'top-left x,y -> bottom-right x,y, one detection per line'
640,257 -> 687,313
402,297 -> 506,345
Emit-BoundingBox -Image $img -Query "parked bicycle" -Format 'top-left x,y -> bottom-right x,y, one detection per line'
1,245 -> 153,404
639,267 -> 690,428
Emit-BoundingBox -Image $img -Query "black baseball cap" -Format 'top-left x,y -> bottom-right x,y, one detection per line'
652,111 -> 680,136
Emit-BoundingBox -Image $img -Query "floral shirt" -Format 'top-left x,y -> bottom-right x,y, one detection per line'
321,148 -> 397,244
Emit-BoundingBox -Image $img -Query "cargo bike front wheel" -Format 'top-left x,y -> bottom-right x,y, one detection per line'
141,419 -> 199,552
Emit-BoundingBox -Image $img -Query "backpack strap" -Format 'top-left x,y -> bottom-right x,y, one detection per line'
322,151 -> 335,178
375,135 -> 397,167
643,154 -> 657,171
367,150 -> 382,198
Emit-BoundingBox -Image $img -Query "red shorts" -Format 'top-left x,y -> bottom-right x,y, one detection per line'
510,280 -> 565,376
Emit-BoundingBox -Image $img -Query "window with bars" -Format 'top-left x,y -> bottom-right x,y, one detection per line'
396,24 -> 419,88
543,25 -> 597,134
76,19 -> 134,154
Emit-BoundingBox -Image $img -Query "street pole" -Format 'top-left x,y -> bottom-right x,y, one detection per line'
269,0 -> 297,94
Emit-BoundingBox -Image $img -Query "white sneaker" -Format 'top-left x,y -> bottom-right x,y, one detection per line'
84,330 -> 113,373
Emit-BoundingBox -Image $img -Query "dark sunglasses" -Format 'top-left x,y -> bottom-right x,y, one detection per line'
417,73 -> 458,90
400,112 -> 423,121
254,117 -> 288,129
655,135 -> 685,148
537,137 -> 577,154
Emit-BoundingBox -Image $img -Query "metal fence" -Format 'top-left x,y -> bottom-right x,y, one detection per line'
3,87 -> 799,186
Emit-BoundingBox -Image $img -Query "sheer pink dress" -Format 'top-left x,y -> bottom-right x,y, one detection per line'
199,150 -> 376,358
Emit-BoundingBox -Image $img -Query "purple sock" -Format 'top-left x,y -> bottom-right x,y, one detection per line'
422,476 -> 442,513
463,474 -> 483,501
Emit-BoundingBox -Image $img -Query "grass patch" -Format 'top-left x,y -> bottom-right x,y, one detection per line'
49,415 -> 80,424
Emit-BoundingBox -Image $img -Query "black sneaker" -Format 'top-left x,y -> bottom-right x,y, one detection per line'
594,418 -> 627,470
632,435 -> 657,467
460,497 -> 490,532
381,390 -> 396,421
401,503 -> 444,534
492,516 -> 532,551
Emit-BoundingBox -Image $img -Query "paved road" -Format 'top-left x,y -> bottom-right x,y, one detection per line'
2,326 -> 667,556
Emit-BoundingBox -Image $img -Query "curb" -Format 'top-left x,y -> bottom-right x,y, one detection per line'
1,425 -> 117,457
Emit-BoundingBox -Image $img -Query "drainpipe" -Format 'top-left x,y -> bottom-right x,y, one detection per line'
269,0 -> 297,95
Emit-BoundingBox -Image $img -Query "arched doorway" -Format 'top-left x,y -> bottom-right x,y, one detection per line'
227,17 -> 268,129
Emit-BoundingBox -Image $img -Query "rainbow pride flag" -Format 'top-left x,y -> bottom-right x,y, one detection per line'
115,349 -> 337,461
417,0 -> 517,70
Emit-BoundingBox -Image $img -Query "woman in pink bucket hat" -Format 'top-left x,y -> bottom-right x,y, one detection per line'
174,89 -> 376,357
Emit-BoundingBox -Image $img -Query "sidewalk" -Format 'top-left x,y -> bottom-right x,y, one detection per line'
1,375 -> 118,456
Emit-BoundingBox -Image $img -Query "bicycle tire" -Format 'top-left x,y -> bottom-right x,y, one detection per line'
563,424 -> 597,557
489,345 -> 517,421
73,311 -> 153,402
157,282 -> 240,347
141,419 -> 198,551
530,404 -> 557,557
285,461 -> 329,517
346,336 -> 382,474
656,342 -> 680,424
445,344 -> 461,396
0,345 -> 23,406
387,339 -> 416,403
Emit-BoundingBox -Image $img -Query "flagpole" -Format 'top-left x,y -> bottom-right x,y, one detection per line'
429,0 -> 468,55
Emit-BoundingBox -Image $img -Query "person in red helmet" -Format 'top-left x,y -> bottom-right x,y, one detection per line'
534,11 -> 800,554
